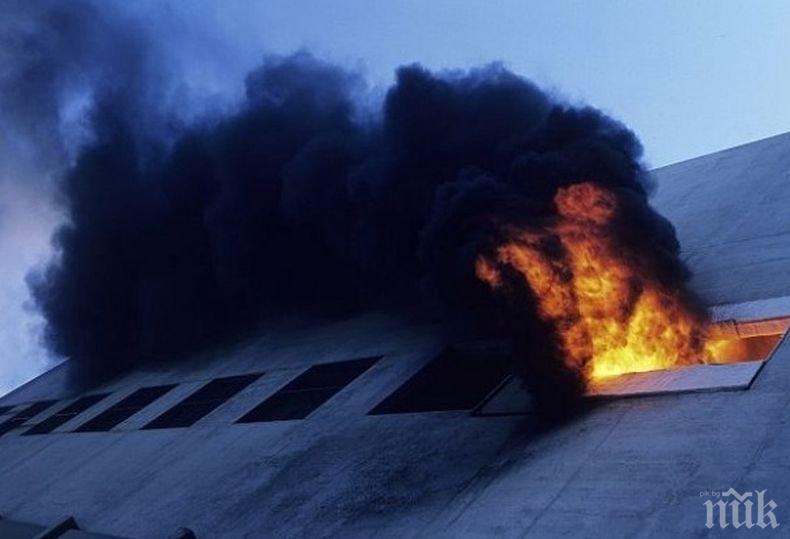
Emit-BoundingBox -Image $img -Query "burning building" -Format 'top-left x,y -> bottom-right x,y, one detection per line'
1,128 -> 789,537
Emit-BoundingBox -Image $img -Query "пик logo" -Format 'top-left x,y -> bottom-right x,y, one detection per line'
702,488 -> 779,529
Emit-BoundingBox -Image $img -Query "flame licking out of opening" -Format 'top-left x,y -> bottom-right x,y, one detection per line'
475,181 -> 743,383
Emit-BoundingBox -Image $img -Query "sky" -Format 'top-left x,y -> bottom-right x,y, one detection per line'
1,0 -> 789,396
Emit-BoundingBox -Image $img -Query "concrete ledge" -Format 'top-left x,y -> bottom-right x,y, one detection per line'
474,359 -> 767,415
586,360 -> 764,398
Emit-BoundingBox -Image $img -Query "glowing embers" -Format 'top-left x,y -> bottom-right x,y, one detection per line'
588,329 -> 785,397
586,313 -> 789,393
587,361 -> 764,397
475,326 -> 786,412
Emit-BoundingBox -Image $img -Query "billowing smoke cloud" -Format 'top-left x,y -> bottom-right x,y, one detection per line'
19,3 -> 689,415
0,0 -> 119,394
0,0 -> 255,394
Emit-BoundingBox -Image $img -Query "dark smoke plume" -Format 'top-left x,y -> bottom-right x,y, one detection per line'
23,6 -> 687,414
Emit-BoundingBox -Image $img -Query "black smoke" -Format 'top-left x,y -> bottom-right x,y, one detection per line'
22,9 -> 688,415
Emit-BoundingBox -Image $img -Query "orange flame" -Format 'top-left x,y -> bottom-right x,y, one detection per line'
476,181 -> 743,382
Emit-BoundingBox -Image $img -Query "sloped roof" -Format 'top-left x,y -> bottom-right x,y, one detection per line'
652,131 -> 790,305
0,134 -> 789,538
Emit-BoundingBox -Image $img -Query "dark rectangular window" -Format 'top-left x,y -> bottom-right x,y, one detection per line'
238,357 -> 379,423
0,400 -> 57,437
23,394 -> 110,435
143,374 -> 262,429
75,385 -> 176,432
369,346 -> 511,414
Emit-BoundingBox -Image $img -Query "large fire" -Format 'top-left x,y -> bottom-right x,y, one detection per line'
475,181 -> 743,382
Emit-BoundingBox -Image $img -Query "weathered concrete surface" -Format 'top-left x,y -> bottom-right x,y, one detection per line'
0,318 -> 787,538
0,134 -> 789,538
424,332 -> 790,537
587,359 -> 765,397
652,131 -> 790,305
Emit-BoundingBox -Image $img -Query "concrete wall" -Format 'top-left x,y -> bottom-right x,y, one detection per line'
652,131 -> 790,305
1,134 -> 789,538
0,312 -> 788,538
0,314 -> 524,537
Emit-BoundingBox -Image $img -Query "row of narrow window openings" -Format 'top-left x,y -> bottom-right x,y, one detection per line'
0,348 -> 511,436
0,400 -> 58,437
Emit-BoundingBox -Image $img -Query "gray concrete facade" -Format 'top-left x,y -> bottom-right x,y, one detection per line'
652,130 -> 790,305
1,133 -> 790,538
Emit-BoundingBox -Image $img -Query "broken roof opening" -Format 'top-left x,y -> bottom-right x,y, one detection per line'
143,374 -> 261,429
707,316 -> 787,357
74,385 -> 176,432
587,317 -> 787,398
0,401 -> 57,437
369,345 -> 511,415
238,357 -> 379,423
474,315 -> 788,415
23,394 -> 109,435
